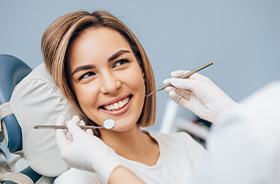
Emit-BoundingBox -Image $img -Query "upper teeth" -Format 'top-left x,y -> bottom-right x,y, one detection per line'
104,97 -> 130,111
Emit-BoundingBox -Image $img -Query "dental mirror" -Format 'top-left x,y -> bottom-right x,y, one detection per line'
34,118 -> 116,130
102,119 -> 115,129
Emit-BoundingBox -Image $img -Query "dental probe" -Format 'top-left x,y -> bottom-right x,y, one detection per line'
34,118 -> 115,130
145,61 -> 213,97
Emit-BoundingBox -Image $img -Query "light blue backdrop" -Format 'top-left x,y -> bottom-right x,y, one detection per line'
1,0 -> 279,131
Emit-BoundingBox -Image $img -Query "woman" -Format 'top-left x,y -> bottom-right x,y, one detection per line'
41,10 -> 220,183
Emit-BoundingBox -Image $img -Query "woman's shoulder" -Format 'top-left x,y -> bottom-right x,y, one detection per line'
150,131 -> 206,153
150,131 -> 194,142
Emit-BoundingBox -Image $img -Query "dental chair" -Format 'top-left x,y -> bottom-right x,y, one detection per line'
0,54 -> 42,183
0,54 -> 75,184
0,54 -> 80,184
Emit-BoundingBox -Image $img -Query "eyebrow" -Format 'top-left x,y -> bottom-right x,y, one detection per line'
71,64 -> 95,76
107,50 -> 130,62
71,50 -> 130,76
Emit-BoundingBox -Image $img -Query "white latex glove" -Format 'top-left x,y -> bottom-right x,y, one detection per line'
164,70 -> 238,123
56,115 -> 122,183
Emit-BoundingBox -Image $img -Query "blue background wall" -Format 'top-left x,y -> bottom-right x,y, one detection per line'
1,0 -> 279,130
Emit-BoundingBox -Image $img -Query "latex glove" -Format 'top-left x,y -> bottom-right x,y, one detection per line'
164,70 -> 238,123
56,115 -> 122,183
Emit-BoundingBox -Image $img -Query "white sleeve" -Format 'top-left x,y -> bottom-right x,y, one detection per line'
189,81 -> 280,184
54,168 -> 104,184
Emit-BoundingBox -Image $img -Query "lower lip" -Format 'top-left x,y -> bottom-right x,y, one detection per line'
100,96 -> 132,116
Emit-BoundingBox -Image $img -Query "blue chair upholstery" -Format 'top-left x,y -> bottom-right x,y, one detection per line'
0,54 -> 31,152
4,167 -> 42,184
0,54 -> 42,183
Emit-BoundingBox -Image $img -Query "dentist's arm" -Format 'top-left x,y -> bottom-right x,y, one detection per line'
55,115 -> 145,184
164,71 -> 238,123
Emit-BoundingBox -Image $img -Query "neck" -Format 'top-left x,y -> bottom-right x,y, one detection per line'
100,125 -> 159,166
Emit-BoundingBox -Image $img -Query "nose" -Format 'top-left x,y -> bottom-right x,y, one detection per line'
100,72 -> 121,94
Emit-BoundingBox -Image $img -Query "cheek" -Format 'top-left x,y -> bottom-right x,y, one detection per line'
127,72 -> 145,94
74,84 -> 99,115
124,66 -> 145,92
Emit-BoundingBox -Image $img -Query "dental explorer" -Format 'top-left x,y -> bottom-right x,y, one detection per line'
145,61 -> 213,97
34,118 -> 115,130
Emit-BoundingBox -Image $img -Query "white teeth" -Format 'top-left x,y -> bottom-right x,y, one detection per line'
119,101 -> 124,108
104,97 -> 130,111
114,103 -> 119,109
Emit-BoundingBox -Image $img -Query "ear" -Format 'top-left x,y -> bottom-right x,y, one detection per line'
141,69 -> 145,83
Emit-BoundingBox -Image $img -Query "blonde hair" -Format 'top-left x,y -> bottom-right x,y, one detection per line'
41,10 -> 156,127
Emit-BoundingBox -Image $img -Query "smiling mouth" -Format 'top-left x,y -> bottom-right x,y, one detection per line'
102,96 -> 131,111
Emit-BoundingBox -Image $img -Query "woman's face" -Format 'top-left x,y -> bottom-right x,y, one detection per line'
68,27 -> 145,132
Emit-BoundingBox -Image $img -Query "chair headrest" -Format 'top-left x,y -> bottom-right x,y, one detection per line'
0,54 -> 31,103
9,63 -> 76,176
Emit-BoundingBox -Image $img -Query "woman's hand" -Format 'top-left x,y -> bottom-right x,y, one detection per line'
55,115 -> 122,183
164,70 -> 238,123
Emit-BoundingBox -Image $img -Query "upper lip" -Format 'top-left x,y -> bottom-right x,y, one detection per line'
100,95 -> 131,107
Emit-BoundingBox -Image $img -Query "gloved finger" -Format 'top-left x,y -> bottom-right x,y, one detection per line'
66,116 -> 80,141
176,88 -> 192,100
182,90 -> 191,100
169,90 -> 182,103
55,115 -> 71,149
56,115 -> 67,138
187,72 -> 211,81
171,70 -> 210,81
164,86 -> 176,93
171,70 -> 190,78
67,115 -> 81,137
65,119 -> 74,140
85,129 -> 94,136
79,120 -> 86,132
56,115 -> 66,126
169,78 -> 196,91
67,115 -> 84,136
79,120 -> 86,126
56,115 -> 68,134
65,131 -> 73,141
163,79 -> 176,92
176,88 -> 184,96
56,129 -> 71,148
177,96 -> 191,111
170,89 -> 191,104
78,120 -> 94,135
163,78 -> 170,84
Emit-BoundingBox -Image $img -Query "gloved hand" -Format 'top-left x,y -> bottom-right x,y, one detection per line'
55,115 -> 122,183
164,70 -> 238,123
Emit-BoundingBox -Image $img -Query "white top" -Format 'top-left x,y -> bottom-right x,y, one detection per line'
54,132 -> 206,184
189,81 -> 280,184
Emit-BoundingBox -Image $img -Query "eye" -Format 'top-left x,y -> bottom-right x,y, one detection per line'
113,59 -> 129,68
78,71 -> 95,81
